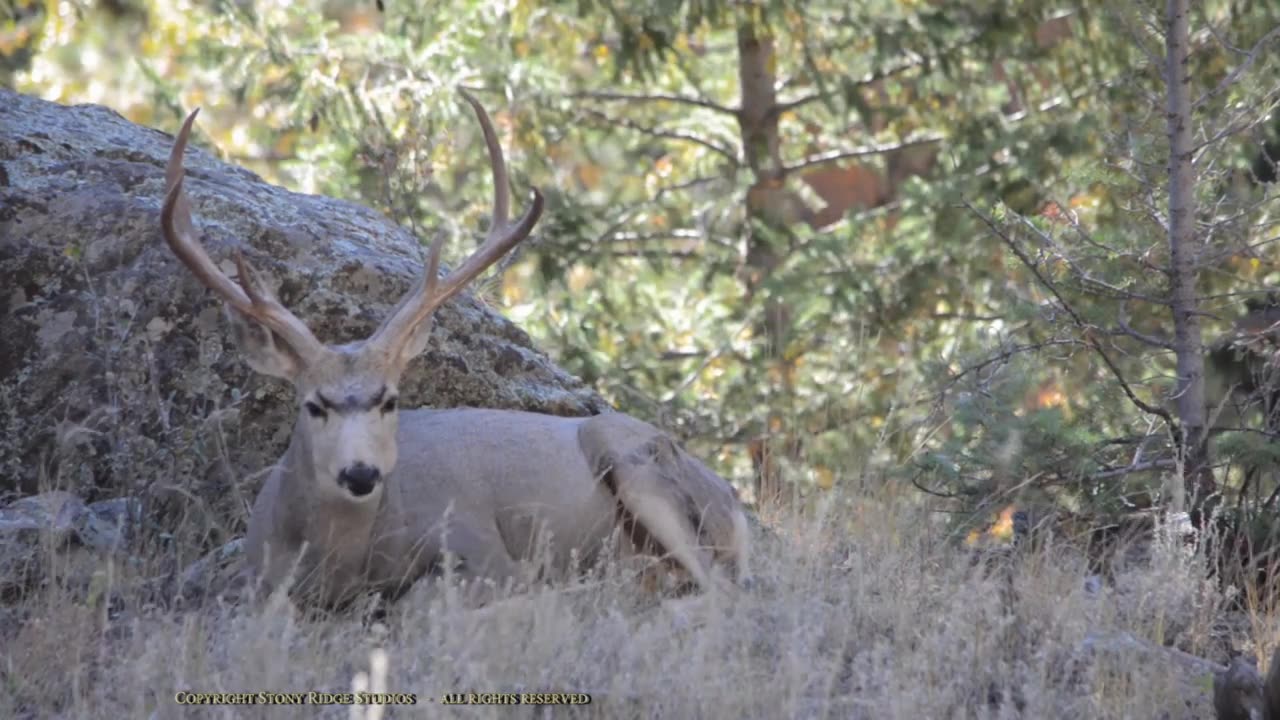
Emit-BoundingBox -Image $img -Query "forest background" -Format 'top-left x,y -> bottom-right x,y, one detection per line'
6,0 -> 1280,550
6,1 -> 1280,717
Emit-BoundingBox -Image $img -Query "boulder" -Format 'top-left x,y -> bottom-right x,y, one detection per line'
0,491 -> 144,599
0,89 -> 607,539
176,538 -> 245,606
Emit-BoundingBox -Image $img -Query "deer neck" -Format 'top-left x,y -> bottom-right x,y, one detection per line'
276,420 -> 384,580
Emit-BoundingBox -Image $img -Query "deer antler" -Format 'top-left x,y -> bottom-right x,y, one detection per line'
160,109 -> 326,361
368,89 -> 545,360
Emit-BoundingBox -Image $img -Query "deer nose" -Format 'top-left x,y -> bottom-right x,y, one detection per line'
337,463 -> 382,497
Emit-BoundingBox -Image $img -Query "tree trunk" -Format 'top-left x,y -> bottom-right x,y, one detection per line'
736,18 -> 799,506
1163,0 -> 1216,518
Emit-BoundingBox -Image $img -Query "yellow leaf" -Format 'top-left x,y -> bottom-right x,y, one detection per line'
502,272 -> 527,304
273,131 -> 297,157
0,25 -> 31,57
567,264 -> 595,293
989,506 -> 1016,541
814,466 -> 834,490
577,162 -> 602,190
701,356 -> 727,382
1038,389 -> 1066,408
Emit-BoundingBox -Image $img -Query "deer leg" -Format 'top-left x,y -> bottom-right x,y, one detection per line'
617,488 -> 717,591
436,519 -> 524,602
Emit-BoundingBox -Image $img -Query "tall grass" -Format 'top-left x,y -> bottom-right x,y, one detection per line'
1,479 -> 1255,720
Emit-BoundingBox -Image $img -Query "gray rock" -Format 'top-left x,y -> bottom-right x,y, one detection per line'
0,490 -> 179,599
1214,654 -> 1266,720
0,89 -> 607,532
177,537 -> 245,605
0,491 -> 87,597
77,496 -> 144,552
1069,631 -> 1222,717
0,491 -> 88,544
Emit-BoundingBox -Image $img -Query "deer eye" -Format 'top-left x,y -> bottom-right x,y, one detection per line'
381,397 -> 398,414
305,401 -> 328,420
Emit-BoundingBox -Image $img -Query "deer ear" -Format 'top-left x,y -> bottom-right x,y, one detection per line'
226,306 -> 302,380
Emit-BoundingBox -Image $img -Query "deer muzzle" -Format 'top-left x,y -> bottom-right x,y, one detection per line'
337,463 -> 382,497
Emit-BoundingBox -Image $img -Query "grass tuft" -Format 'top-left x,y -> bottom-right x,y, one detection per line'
0,486 -> 1258,719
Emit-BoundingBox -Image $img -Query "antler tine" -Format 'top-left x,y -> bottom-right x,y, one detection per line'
371,90 -> 544,358
463,88 -> 509,232
160,109 -> 325,359
428,89 -> 543,302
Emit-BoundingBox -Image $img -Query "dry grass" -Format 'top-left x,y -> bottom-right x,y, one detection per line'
0,485 -> 1264,720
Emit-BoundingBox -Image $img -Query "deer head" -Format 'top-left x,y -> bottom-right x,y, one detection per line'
160,91 -> 543,502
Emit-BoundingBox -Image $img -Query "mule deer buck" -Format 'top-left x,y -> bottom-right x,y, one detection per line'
159,91 -> 752,609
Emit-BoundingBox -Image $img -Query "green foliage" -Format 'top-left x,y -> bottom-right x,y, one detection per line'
10,0 -> 1280,521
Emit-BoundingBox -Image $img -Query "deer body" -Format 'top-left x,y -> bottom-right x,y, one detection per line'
160,93 -> 750,610
249,408 -> 749,607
